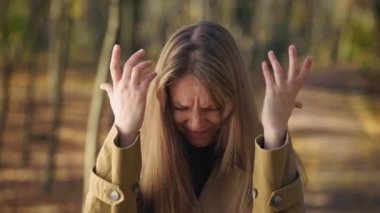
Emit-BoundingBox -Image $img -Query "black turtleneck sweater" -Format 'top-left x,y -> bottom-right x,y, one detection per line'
184,141 -> 217,197
139,142 -> 217,212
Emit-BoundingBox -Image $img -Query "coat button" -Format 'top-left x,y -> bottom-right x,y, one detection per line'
132,183 -> 140,194
272,195 -> 282,206
109,190 -> 120,201
251,188 -> 258,199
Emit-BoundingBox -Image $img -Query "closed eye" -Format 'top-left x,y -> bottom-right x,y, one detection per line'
173,106 -> 189,111
205,107 -> 222,111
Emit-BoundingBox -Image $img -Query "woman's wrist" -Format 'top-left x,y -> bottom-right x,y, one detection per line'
262,126 -> 287,149
115,124 -> 138,148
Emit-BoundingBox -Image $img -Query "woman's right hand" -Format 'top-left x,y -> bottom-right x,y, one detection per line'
100,45 -> 157,147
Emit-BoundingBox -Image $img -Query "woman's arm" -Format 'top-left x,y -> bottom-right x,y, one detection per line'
84,126 -> 142,212
84,45 -> 156,212
100,45 -> 157,147
252,133 -> 304,213
251,45 -> 312,212
261,45 -> 313,149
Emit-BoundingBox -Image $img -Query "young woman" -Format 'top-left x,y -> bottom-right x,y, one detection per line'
84,21 -> 313,213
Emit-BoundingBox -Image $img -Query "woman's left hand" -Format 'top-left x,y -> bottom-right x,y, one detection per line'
261,45 -> 313,149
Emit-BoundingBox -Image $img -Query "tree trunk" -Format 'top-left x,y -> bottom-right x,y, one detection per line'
234,0 -> 253,35
82,0 -> 120,203
0,64 -> 12,167
22,0 -> 46,166
372,0 -> 380,53
120,0 -> 140,53
23,63 -> 36,166
42,0 -> 72,192
0,0 -> 12,167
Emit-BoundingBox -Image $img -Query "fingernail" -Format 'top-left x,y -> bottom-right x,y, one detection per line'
150,72 -> 158,79
139,48 -> 145,53
309,57 -> 314,66
114,44 -> 120,49
308,56 -> 314,62
268,51 -> 275,57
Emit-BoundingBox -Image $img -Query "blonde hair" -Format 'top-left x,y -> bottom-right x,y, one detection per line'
140,21 -> 261,213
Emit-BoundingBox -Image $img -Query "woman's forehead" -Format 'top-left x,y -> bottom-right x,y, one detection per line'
168,74 -> 216,106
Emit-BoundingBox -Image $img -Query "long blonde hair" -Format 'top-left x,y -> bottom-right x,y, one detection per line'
140,21 -> 261,213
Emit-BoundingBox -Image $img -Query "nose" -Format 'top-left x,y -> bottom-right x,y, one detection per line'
187,109 -> 205,131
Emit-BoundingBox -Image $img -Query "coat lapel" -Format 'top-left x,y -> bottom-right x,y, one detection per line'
197,165 -> 248,212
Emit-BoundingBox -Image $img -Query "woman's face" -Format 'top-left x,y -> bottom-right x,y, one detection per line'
169,74 -> 232,147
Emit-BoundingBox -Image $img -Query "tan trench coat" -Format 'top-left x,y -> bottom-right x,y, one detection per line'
84,125 -> 305,213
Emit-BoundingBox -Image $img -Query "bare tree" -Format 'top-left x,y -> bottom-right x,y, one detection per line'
120,0 -> 141,52
82,0 -> 120,202
42,0 -> 72,192
0,0 -> 26,167
22,0 -> 48,166
372,0 -> 380,53
0,0 -> 12,167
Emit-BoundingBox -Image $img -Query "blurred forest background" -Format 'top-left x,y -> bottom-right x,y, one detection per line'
1,0 -> 380,212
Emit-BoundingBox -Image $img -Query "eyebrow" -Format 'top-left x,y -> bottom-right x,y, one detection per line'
172,101 -> 220,109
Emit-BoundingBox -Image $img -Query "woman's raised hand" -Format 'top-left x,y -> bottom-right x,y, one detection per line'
100,45 -> 157,147
261,45 -> 313,149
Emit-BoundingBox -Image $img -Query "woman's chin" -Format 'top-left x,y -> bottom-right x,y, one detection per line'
186,136 -> 214,147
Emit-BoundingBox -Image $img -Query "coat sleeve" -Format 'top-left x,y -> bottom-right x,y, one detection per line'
252,132 -> 305,213
84,125 -> 142,213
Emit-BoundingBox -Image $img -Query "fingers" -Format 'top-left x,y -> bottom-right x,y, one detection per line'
288,45 -> 298,80
265,47 -> 313,87
110,45 -> 122,84
268,51 -> 285,87
140,72 -> 157,92
297,56 -> 313,83
130,60 -> 153,86
262,61 -> 274,89
122,49 -> 146,80
109,46 -> 154,89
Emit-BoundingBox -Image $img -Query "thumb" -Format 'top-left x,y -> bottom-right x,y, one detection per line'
100,83 -> 113,96
294,100 -> 303,109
